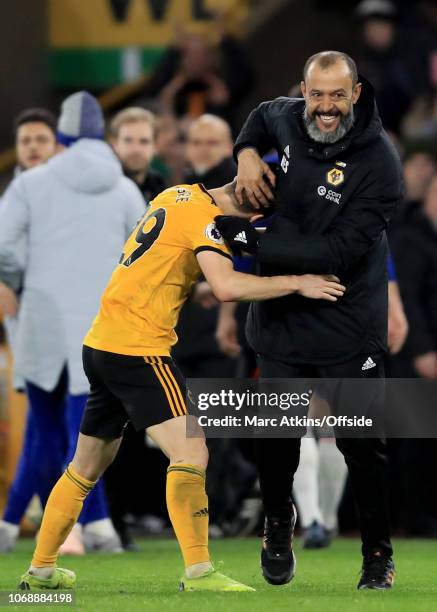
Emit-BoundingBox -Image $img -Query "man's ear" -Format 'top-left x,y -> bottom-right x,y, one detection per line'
300,81 -> 306,98
352,82 -> 362,104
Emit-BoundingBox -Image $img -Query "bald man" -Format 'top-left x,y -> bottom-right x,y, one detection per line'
184,114 -> 235,188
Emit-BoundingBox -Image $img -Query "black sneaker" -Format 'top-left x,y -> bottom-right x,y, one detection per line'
357,551 -> 395,590
261,505 -> 297,585
301,521 -> 331,549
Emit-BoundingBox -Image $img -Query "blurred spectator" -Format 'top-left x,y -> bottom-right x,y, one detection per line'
391,174 -> 437,378
1,108 -> 57,324
14,109 -> 57,173
404,151 -> 436,202
184,114 -> 234,185
0,91 -> 145,554
143,23 -> 254,127
390,174 -> 437,536
109,107 -> 165,205
0,108 -> 58,512
394,150 -> 436,225
354,0 -> 432,134
402,94 -> 437,143
0,109 -> 58,346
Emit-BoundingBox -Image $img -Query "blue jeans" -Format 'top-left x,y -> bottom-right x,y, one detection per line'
3,370 -> 109,526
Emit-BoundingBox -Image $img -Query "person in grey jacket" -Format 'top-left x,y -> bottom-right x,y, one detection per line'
0,92 -> 145,554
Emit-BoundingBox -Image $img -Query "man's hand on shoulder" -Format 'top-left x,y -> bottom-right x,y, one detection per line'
215,216 -> 260,256
236,148 -> 276,209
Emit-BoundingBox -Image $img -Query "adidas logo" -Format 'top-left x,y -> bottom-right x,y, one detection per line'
362,357 -> 376,371
193,507 -> 209,517
234,231 -> 247,244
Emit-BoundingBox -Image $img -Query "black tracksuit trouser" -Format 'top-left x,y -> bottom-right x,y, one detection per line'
254,351 -> 392,557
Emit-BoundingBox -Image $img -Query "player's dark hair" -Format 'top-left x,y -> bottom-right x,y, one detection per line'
14,108 -> 57,138
303,51 -> 358,87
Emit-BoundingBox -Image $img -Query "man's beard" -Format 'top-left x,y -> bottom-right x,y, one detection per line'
303,106 -> 355,144
122,161 -> 148,180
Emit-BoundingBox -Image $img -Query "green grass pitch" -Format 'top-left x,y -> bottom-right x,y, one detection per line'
1,538 -> 437,611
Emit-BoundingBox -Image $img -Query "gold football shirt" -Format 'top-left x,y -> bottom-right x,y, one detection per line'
84,184 -> 231,356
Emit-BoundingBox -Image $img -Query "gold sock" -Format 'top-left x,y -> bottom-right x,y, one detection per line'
31,463 -> 95,567
166,463 -> 210,568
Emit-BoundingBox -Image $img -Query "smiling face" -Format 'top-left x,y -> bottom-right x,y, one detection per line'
301,59 -> 361,144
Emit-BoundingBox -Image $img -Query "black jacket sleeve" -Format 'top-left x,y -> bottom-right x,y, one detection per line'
234,99 -> 285,159
257,159 -> 403,275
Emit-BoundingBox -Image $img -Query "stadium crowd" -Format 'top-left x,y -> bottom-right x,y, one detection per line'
0,0 -> 436,557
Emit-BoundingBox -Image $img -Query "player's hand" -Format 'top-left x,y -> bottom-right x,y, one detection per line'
215,308 -> 241,358
295,274 -> 345,302
414,351 -> 437,379
0,282 -> 18,316
214,215 -> 260,256
236,148 -> 276,209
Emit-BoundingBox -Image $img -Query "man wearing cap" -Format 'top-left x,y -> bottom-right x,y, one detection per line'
0,91 -> 146,554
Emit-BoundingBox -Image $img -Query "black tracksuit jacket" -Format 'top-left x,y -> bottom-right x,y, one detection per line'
234,79 -> 403,365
